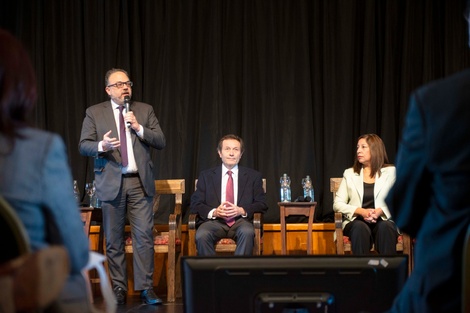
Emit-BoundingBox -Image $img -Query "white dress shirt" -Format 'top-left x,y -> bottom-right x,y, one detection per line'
98,99 -> 144,174
208,164 -> 240,219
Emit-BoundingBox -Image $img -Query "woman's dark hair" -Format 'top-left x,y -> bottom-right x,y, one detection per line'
352,133 -> 391,178
0,29 -> 37,148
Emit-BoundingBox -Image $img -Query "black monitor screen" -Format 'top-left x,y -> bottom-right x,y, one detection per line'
181,255 -> 408,313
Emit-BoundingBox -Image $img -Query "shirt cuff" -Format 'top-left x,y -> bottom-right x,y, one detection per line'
136,124 -> 144,137
208,208 -> 216,219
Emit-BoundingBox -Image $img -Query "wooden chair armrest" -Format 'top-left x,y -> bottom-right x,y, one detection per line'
188,213 -> 198,256
168,215 -> 177,248
167,200 -> 183,248
334,212 -> 345,254
253,213 -> 263,255
188,213 -> 197,230
253,212 -> 262,230
171,202 -> 183,236
169,213 -> 178,231
334,212 -> 342,228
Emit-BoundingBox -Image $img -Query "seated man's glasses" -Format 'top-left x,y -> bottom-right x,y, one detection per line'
107,81 -> 133,88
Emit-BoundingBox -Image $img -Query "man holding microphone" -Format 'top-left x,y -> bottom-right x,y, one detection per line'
79,68 -> 165,305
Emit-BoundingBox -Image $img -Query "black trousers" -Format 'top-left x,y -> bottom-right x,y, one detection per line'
343,217 -> 398,254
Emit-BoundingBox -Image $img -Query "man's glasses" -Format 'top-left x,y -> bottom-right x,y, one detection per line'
107,81 -> 133,88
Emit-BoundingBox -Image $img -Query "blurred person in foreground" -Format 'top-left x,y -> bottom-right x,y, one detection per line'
79,68 -> 166,305
190,134 -> 267,256
0,28 -> 94,312
334,133 -> 398,255
384,3 -> 470,312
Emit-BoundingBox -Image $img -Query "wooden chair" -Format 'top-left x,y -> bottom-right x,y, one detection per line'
124,179 -> 185,303
330,177 -> 413,274
0,196 -> 30,264
0,195 -> 69,312
188,179 -> 266,256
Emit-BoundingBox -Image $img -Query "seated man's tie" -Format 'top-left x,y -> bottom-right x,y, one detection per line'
226,170 -> 235,227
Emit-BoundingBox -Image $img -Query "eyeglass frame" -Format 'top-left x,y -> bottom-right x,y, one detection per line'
107,81 -> 133,88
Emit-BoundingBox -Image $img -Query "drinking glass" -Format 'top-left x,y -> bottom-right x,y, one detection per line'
85,182 -> 95,207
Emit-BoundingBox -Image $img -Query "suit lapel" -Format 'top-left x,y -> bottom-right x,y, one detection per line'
237,167 -> 248,202
101,101 -> 122,158
210,167 -> 222,204
101,101 -> 119,136
353,169 -> 364,203
128,101 -> 137,146
374,168 -> 388,198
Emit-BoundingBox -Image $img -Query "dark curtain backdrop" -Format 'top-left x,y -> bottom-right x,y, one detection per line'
2,0 -> 470,223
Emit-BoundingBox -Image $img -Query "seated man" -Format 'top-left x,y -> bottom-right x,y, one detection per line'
190,134 -> 267,256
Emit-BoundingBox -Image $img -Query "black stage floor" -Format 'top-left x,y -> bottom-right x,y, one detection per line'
93,294 -> 184,313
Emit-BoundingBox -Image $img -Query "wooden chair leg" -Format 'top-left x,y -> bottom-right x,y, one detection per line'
167,246 -> 175,303
165,245 -> 182,301
401,233 -> 412,275
175,251 -> 182,298
334,212 -> 345,255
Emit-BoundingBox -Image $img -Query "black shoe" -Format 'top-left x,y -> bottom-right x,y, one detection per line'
140,289 -> 163,305
113,286 -> 127,305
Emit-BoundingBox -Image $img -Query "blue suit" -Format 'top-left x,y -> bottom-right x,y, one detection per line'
190,165 -> 267,255
385,69 -> 470,312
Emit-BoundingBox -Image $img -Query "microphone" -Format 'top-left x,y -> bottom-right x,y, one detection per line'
294,196 -> 312,202
124,96 -> 131,128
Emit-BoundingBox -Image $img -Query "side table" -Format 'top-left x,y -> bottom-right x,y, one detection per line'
80,206 -> 104,254
278,202 -> 316,255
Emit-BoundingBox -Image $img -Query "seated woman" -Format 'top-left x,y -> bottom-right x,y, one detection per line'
333,133 -> 398,254
0,29 -> 95,312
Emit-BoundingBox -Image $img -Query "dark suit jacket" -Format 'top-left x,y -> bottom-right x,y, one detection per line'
190,165 -> 267,221
79,100 -> 165,201
385,69 -> 470,312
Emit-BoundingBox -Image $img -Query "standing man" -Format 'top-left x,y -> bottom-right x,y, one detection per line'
384,3 -> 470,312
190,134 -> 267,256
79,68 -> 165,305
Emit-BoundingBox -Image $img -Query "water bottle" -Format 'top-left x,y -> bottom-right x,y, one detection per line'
280,173 -> 291,202
302,175 -> 314,202
73,180 -> 81,205
91,180 -> 101,208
